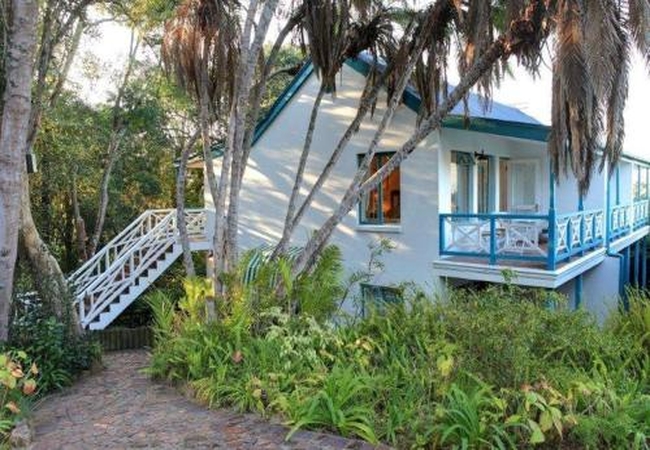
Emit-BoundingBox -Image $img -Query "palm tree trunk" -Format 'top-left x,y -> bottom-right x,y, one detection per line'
293,37 -> 509,275
176,130 -> 200,278
241,6 -> 304,165
273,84 -> 327,258
278,22 -> 427,259
222,0 -> 280,276
0,0 -> 38,341
285,74 -> 387,240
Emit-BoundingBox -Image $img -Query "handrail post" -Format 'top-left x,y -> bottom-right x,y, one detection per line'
547,166 -> 557,270
578,196 -> 584,255
438,214 -> 445,257
547,209 -> 556,270
489,216 -> 496,265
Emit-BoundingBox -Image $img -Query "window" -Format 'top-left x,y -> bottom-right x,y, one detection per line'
476,156 -> 491,213
360,283 -> 403,317
359,153 -> 401,225
633,165 -> 648,201
451,151 -> 473,213
508,160 -> 538,210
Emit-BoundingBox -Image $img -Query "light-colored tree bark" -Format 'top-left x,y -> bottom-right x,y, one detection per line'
71,171 -> 88,262
17,0 -> 93,331
0,0 -> 38,341
294,37 -> 511,275
213,0 -> 279,292
176,130 -> 200,277
273,83 -> 327,258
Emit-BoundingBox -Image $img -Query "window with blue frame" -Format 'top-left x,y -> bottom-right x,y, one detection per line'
358,153 -> 401,225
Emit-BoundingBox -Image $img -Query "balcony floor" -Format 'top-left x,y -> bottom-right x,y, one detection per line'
433,247 -> 608,289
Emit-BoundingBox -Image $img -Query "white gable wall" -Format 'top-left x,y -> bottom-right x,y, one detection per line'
207,64 -> 443,293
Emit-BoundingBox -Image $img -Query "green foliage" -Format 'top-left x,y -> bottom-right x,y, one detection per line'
431,380 -> 522,449
0,351 -> 38,438
237,245 -> 344,325
8,293 -> 101,394
287,366 -> 378,443
148,276 -> 650,449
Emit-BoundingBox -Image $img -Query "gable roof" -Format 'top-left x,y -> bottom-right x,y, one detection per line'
191,53 -> 549,166
259,55 -> 552,147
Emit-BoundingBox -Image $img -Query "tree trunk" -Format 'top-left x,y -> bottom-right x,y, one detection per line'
293,38 -> 509,275
19,175 -> 68,319
223,0 -> 280,273
278,22 -> 427,261
0,0 -> 38,342
87,133 -> 123,256
87,31 -> 138,257
285,73 -> 387,241
176,130 -> 200,278
273,84 -> 327,258
71,171 -> 88,262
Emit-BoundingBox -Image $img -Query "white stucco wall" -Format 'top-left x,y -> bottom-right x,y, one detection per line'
209,64 -> 442,293
202,62 -> 647,307
581,256 -> 621,323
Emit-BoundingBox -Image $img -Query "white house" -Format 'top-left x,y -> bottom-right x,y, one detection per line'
69,54 -> 649,330
203,54 -> 649,321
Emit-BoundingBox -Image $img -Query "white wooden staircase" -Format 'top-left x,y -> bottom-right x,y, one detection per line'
68,209 -> 210,330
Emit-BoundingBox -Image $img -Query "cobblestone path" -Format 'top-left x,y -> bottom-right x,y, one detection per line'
30,350 -> 386,449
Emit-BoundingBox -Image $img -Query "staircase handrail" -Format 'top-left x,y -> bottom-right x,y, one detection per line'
77,212 -> 177,326
68,209 -> 174,293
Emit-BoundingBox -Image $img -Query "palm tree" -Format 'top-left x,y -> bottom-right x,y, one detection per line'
292,0 -> 649,275
162,0 -> 240,279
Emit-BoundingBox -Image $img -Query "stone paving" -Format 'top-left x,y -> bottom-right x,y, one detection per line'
29,350 -> 388,449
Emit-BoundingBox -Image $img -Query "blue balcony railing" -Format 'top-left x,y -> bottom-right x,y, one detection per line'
439,212 -> 551,266
438,201 -> 650,269
610,199 -> 650,239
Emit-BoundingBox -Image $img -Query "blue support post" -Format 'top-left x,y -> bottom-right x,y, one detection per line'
622,246 -> 630,311
634,240 -> 640,286
438,215 -> 444,257
616,165 -> 621,206
547,165 -> 557,270
575,274 -> 583,309
641,238 -> 648,289
489,216 -> 496,265
578,196 -> 584,255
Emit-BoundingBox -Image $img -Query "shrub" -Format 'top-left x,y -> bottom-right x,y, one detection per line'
9,290 -> 101,394
0,351 -> 39,437
147,269 -> 649,449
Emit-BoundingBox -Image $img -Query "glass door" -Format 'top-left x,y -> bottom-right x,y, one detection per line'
451,151 -> 472,213
477,157 -> 491,213
508,160 -> 538,211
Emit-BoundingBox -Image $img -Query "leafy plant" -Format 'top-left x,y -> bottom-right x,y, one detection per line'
8,290 -> 100,393
287,366 -> 378,443
0,351 -> 38,437
431,379 -> 523,449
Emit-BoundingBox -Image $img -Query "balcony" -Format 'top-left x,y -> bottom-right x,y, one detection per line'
436,200 -> 649,282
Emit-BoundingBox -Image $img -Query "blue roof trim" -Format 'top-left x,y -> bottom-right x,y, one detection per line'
346,56 -> 551,142
204,54 -> 550,161
252,61 -> 315,145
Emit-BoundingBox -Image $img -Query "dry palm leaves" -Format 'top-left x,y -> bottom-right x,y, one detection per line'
161,0 -> 240,113
548,0 -> 633,195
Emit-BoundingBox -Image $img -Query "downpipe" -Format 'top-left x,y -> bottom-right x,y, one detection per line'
606,250 -> 628,312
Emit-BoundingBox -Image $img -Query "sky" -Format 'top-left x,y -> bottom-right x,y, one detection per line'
69,12 -> 650,160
